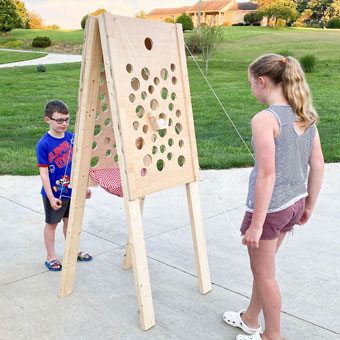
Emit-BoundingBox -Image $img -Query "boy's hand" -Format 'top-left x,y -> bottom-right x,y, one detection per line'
86,189 -> 92,199
51,197 -> 62,210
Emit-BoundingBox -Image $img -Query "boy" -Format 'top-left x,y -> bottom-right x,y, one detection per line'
36,100 -> 92,271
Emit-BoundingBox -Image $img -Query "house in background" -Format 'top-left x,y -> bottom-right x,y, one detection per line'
145,0 -> 258,26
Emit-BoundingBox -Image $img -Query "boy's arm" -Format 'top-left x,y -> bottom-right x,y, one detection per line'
39,167 -> 62,210
298,128 -> 324,225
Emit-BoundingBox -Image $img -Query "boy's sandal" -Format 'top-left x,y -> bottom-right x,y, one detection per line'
45,259 -> 62,271
223,310 -> 262,335
77,251 -> 92,261
236,333 -> 262,340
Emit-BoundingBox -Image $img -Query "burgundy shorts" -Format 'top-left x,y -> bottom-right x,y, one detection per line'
240,198 -> 305,240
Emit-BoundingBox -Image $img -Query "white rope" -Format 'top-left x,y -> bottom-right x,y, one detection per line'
184,43 -> 255,161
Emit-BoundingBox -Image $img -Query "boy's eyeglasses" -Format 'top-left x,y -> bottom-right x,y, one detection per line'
50,117 -> 71,124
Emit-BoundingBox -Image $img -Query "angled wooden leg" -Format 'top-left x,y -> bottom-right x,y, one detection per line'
186,182 -> 212,294
125,198 -> 155,330
123,196 -> 145,270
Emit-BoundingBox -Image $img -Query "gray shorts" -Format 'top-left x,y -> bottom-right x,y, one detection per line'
42,196 -> 70,224
241,198 -> 306,240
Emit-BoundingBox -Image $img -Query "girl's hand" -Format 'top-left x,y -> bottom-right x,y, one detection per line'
86,189 -> 92,199
297,207 -> 312,225
242,227 -> 262,248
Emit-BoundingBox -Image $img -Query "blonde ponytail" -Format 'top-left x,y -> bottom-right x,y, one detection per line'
249,54 -> 319,126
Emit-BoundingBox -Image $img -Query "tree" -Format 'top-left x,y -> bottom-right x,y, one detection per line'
305,0 -> 333,25
256,0 -> 277,10
176,13 -> 194,31
195,25 -> 224,74
27,10 -> 44,28
11,0 -> 28,28
135,10 -> 146,19
244,11 -> 263,25
323,0 -> 340,22
0,0 -> 23,36
81,8 -> 106,29
262,0 -> 299,28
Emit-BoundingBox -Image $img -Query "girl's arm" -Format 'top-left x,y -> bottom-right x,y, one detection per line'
39,167 -> 62,210
242,111 -> 277,248
297,128 -> 324,225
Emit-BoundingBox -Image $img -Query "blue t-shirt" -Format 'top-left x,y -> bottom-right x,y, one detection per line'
36,131 -> 74,199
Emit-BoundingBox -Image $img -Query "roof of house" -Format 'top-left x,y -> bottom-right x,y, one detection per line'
186,0 -> 233,12
146,1 -> 257,16
146,6 -> 190,16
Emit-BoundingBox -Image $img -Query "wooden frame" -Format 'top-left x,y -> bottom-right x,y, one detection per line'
59,13 -> 211,331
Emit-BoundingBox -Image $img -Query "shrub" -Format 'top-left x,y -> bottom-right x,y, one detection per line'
244,12 -> 263,25
292,21 -> 306,27
32,36 -> 51,48
184,32 -> 202,55
276,19 -> 286,28
4,39 -> 22,48
232,22 -> 245,26
176,13 -> 193,31
277,49 -> 294,57
37,64 -> 46,72
81,15 -> 88,29
300,54 -> 316,73
326,17 -> 340,28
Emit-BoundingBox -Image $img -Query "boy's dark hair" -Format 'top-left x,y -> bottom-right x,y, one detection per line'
44,100 -> 69,118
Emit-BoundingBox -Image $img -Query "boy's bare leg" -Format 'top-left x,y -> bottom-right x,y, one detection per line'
44,222 -> 58,263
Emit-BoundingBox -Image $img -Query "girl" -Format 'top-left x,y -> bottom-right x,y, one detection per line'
223,54 -> 324,340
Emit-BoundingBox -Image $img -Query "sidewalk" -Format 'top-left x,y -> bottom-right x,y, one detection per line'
0,48 -> 82,68
0,164 -> 339,340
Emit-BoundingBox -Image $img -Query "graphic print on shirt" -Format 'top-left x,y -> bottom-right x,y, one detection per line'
53,174 -> 70,195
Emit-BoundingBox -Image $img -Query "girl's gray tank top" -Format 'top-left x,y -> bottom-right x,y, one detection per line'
246,105 -> 316,213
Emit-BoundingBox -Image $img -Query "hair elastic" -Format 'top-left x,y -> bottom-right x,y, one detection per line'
282,57 -> 287,64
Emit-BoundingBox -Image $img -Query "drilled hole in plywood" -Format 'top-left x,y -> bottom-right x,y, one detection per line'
168,118 -> 173,127
136,137 -> 144,150
143,125 -> 149,133
171,92 -> 176,101
151,134 -> 157,142
99,77 -> 104,86
160,145 -> 166,153
150,99 -> 159,110
131,77 -> 140,91
176,109 -> 181,118
167,152 -> 172,160
99,93 -> 105,102
92,142 -> 97,150
175,123 -> 182,135
170,63 -> 176,72
101,63 -> 105,72
106,149 -> 111,157
154,77 -> 160,86
178,155 -> 185,167
152,146 -> 157,155
157,159 -> 164,171
114,154 -> 118,162
172,76 -> 177,85
143,154 -> 152,167
141,168 -> 147,177
95,111 -> 99,120
104,118 -> 111,126
141,91 -> 147,100
148,85 -> 154,94
104,137 -> 110,145
91,156 -> 99,167
161,87 -> 168,100
168,103 -> 174,111
179,140 -> 184,148
129,93 -> 136,103
126,64 -> 133,73
136,105 -> 144,118
144,37 -> 153,50
141,67 -> 150,81
94,124 -> 101,136
160,68 -> 168,80
168,138 -> 173,147
158,129 -> 167,137
133,121 -> 139,130
102,104 -> 108,112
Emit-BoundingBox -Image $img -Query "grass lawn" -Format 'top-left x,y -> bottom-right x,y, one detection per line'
0,26 -> 339,175
0,50 -> 47,64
